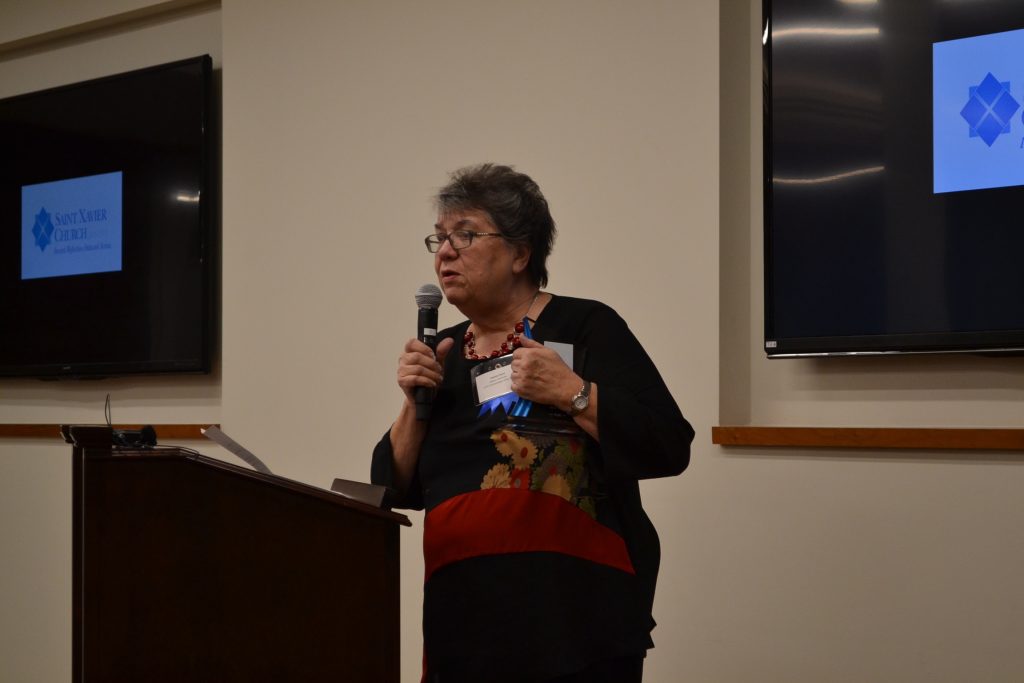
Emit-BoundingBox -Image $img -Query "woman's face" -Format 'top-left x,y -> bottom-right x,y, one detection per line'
433,209 -> 528,313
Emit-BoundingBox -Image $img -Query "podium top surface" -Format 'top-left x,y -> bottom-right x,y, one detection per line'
62,424 -> 411,527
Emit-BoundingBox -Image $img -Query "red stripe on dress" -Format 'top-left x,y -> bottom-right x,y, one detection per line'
423,487 -> 635,581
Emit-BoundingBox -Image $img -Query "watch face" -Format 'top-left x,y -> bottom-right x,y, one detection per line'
572,396 -> 588,411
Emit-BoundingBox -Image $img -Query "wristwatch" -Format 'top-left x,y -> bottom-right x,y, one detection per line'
568,380 -> 592,416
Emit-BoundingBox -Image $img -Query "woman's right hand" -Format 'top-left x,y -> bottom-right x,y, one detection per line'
397,336 -> 455,404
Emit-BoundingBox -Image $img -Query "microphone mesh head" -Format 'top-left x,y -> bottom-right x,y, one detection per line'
415,283 -> 443,309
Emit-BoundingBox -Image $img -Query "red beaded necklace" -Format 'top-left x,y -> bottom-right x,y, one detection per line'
463,291 -> 540,360
464,321 -> 526,360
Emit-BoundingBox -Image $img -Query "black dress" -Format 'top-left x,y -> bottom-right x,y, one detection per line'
372,295 -> 694,682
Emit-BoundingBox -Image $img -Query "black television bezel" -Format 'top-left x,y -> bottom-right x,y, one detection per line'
0,55 -> 216,378
762,1 -> 1024,358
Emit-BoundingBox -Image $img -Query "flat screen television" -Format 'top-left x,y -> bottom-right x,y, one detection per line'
0,55 -> 214,377
764,1 -> 1024,356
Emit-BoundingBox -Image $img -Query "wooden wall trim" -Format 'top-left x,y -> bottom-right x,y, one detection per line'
16,423 -> 1020,450
712,426 -> 1024,451
0,424 -> 213,440
0,0 -> 219,59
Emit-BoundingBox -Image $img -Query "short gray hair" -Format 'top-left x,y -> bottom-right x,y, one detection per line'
435,163 -> 556,287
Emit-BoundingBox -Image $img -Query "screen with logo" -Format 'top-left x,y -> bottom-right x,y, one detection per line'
0,56 -> 213,377
934,28 -> 1024,193
22,171 -> 123,280
765,1 -> 1024,356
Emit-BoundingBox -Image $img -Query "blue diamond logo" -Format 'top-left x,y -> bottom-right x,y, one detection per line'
31,207 -> 55,252
961,72 -> 1020,147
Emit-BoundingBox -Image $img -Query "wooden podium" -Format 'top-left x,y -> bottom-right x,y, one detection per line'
62,425 -> 410,683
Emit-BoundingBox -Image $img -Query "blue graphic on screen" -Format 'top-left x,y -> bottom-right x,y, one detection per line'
21,171 -> 123,280
961,74 -> 1019,146
934,29 -> 1024,193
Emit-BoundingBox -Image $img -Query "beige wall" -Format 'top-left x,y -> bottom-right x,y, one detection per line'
0,1 -> 1020,681
0,0 -> 173,45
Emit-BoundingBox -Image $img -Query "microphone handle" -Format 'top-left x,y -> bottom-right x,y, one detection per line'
415,306 -> 439,420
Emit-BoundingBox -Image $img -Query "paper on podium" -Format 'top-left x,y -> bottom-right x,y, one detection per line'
201,425 -> 273,474
201,425 -> 386,507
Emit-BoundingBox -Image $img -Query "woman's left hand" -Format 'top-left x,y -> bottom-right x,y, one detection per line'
510,336 -> 580,410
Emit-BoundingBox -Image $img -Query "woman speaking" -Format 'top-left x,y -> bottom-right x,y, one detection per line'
372,164 -> 693,682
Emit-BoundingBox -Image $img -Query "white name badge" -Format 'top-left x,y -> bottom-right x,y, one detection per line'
469,355 -> 515,405
474,363 -> 513,404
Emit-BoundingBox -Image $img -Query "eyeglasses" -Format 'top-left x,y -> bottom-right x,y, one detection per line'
424,230 -> 505,253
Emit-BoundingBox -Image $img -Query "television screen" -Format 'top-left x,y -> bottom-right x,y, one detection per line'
764,1 -> 1024,356
0,55 -> 214,377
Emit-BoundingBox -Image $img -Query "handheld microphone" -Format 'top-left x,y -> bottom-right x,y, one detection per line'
414,284 -> 443,420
